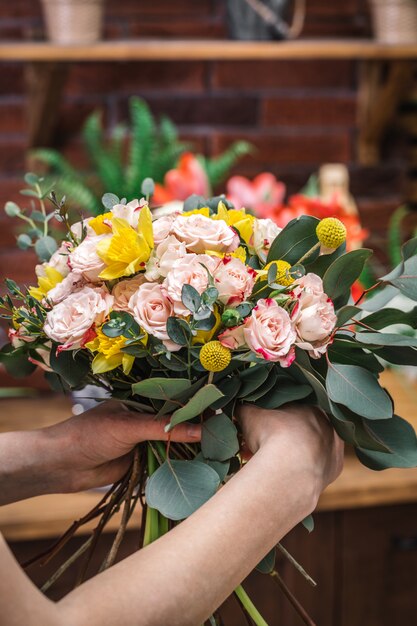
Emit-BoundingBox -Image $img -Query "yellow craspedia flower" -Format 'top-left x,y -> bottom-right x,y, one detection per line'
89,212 -> 113,235
266,260 -> 294,286
28,266 -> 64,301
200,341 -> 231,372
97,207 -> 154,280
86,327 -> 135,375
316,218 -> 346,250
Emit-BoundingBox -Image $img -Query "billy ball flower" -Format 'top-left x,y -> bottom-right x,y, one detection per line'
200,341 -> 232,372
264,260 -> 294,287
316,218 -> 346,250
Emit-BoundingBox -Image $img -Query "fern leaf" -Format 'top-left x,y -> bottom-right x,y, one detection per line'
204,141 -> 253,189
126,97 -> 156,198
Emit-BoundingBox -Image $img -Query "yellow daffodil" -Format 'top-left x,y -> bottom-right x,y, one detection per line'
29,266 -> 64,301
89,212 -> 113,235
213,202 -> 255,245
193,306 -> 222,345
182,207 -> 210,218
86,327 -> 135,375
97,207 -> 154,280
206,246 -> 247,264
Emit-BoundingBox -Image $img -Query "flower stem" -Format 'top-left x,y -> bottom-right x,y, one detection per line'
143,444 -> 160,546
297,241 -> 321,266
234,584 -> 269,626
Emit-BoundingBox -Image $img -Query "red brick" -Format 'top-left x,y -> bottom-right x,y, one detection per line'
211,60 -> 355,91
0,249 -> 37,287
211,130 -> 352,166
128,19 -> 226,39
117,95 -> 259,128
262,94 -> 357,128
106,0 -> 212,16
66,62 -> 206,96
0,139 -> 26,173
0,99 -> 26,133
0,65 -> 25,95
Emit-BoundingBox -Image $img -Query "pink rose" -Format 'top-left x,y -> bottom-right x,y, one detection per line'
69,235 -> 108,282
250,218 -> 281,262
112,198 -> 148,229
295,293 -> 336,358
44,286 -> 113,350
172,214 -> 239,254
129,282 -> 178,351
145,235 -> 188,281
293,273 -> 325,300
243,298 -> 296,365
213,257 -> 256,306
218,325 -> 245,350
112,275 -> 147,312
36,242 -> 71,279
152,214 -> 177,246
47,272 -> 85,305
163,253 -> 219,316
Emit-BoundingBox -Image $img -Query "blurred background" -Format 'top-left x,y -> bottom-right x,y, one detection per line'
1,1 -> 417,625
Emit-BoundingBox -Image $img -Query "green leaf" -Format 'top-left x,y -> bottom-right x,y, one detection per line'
210,375 -> 241,410
49,348 -> 90,388
301,514 -> 314,533
356,415 -> 417,470
328,341 -> 384,373
323,249 -> 372,304
256,382 -> 312,409
267,215 -> 320,266
326,363 -> 392,420
132,377 -> 191,399
355,332 -> 417,348
360,307 -> 417,330
194,453 -> 230,482
102,192 -> 119,209
24,172 -> 39,186
166,317 -> 191,346
0,346 -> 36,378
17,233 -> 32,250
389,255 -> 417,301
329,401 -> 390,452
237,365 -> 271,398
141,177 -> 155,197
168,384 -> 224,430
145,459 -> 220,521
201,413 -> 239,461
34,235 -> 58,262
337,305 -> 361,327
244,370 -> 278,402
181,284 -> 201,313
306,241 -> 346,276
256,548 -> 276,574
4,201 -> 21,217
294,360 -> 331,412
375,346 -> 417,366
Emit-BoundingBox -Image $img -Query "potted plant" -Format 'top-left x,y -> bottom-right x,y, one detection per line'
370,0 -> 417,43
41,0 -> 106,44
227,0 -> 305,41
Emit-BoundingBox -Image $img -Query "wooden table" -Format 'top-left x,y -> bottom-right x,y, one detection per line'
1,369 -> 417,541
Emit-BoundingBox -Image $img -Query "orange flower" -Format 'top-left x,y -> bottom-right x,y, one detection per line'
153,153 -> 210,204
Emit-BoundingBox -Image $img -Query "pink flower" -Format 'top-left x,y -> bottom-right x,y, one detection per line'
145,235 -> 188,281
227,173 -> 286,216
295,293 -> 337,359
35,242 -> 71,279
250,218 -> 281,262
218,325 -> 246,350
44,286 -> 113,350
47,272 -> 85,305
69,235 -> 108,282
129,282 -> 178,352
213,257 -> 256,306
152,214 -> 178,246
292,273 -> 325,300
112,198 -> 148,229
243,298 -> 296,365
163,253 -> 219,316
172,214 -> 239,254
112,275 -> 147,312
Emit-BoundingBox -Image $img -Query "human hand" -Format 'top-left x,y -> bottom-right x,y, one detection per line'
0,402 -> 201,505
237,403 -> 344,494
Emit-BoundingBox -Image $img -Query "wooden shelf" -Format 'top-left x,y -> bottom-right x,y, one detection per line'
1,39 -> 417,62
1,370 -> 417,541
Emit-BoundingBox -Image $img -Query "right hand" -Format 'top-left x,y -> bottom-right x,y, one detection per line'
237,403 -> 344,492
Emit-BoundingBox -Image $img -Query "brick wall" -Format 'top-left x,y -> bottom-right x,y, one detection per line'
0,0 -> 413,382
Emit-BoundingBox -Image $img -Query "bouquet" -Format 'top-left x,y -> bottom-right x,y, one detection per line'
2,175 -> 417,625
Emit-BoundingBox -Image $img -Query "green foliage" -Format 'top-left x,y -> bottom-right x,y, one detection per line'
31,98 -> 251,215
356,415 -> 417,470
145,459 -> 220,520
168,384 -> 224,430
201,413 -> 239,462
323,248 -> 372,306
267,215 -> 320,266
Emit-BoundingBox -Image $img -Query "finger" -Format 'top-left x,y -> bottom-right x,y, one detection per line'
107,412 -> 202,444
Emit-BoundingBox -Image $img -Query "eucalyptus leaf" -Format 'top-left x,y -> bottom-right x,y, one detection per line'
201,413 -> 239,461
360,307 -> 417,330
145,460 -> 220,520
389,256 -> 417,301
237,365 -> 270,397
256,548 -> 276,574
337,305 -> 361,327
355,332 -> 417,347
356,415 -> 417,470
168,384 -> 224,430
50,348 -> 90,388
17,234 -> 32,250
375,346 -> 417,366
181,284 -> 201,313
301,514 -> 314,533
326,363 -> 392,420
267,215 -> 320,265
256,383 -> 312,409
102,192 -> 119,209
194,453 -> 230,482
323,249 -> 372,303
35,235 -> 58,262
132,377 -> 191,399
4,201 -> 21,217
166,317 -> 191,346
210,375 -> 241,410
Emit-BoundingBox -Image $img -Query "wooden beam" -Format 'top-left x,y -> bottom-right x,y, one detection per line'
24,62 -> 68,149
357,60 -> 415,166
1,40 -> 417,63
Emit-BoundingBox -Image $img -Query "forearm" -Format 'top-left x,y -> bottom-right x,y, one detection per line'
60,436 -> 320,626
0,429 -> 70,505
